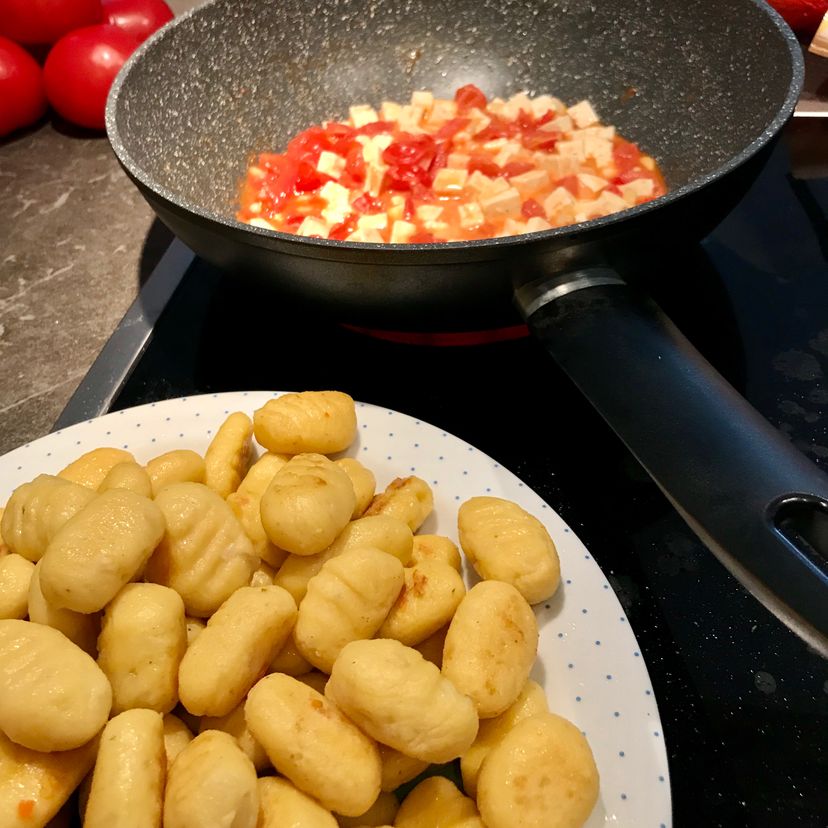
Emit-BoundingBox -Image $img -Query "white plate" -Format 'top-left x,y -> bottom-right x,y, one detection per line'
0,391 -> 672,827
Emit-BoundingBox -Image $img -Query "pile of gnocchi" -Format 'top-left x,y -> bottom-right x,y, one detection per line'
0,391 -> 599,828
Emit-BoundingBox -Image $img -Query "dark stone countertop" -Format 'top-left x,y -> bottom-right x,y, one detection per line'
0,0 -> 197,457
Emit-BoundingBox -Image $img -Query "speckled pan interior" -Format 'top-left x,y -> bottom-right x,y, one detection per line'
109,0 -> 801,223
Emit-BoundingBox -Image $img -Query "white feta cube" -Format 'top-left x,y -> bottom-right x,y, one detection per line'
542,186 -> 575,217
502,92 -> 532,119
619,177 -> 655,204
429,99 -> 458,123
534,152 -> 580,178
502,217 -> 527,235
357,213 -> 389,232
530,95 -> 566,117
388,195 -> 407,221
411,90 -> 434,109
525,216 -> 553,232
316,150 -> 345,179
381,101 -> 402,122
509,169 -> 550,195
432,167 -> 469,194
480,186 -> 522,219
415,205 -> 444,222
296,216 -> 330,238
567,100 -> 599,129
494,141 -> 523,167
397,104 -> 425,131
577,173 -> 609,195
447,152 -> 471,168
349,105 -> 379,128
458,202 -> 485,229
247,217 -> 277,230
390,220 -> 417,243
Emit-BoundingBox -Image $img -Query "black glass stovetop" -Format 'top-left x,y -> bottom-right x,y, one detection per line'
72,128 -> 828,827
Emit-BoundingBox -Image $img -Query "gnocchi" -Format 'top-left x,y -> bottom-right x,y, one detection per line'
178,585 -> 297,716
260,453 -> 356,556
38,488 -> 165,613
145,482 -> 257,617
97,582 -> 188,714
163,730 -> 258,828
83,708 -> 165,828
294,546 -> 405,672
476,713 -> 599,828
325,638 -> 479,764
458,496 -> 561,604
0,391 -> 606,828
253,390 -> 357,454
442,581 -> 538,718
0,619 -> 111,751
245,673 -> 381,816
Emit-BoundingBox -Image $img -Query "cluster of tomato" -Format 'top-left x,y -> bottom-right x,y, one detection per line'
0,0 -> 173,136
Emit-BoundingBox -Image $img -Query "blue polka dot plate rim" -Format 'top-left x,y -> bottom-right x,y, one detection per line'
0,391 -> 672,827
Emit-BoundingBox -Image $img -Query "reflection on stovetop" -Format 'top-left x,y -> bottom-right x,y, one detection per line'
113,140 -> 828,826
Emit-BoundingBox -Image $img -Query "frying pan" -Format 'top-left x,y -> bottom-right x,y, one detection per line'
106,0 -> 828,655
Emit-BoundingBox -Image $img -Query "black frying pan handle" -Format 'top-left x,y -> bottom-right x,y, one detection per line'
516,269 -> 828,656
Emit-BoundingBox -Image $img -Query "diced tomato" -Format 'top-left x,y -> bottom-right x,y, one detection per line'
403,195 -> 415,221
352,193 -> 383,214
475,115 -> 520,141
383,133 -> 436,168
409,231 -> 438,243
502,161 -> 536,178
613,139 -> 642,174
328,213 -> 359,240
535,110 -> 556,126
284,214 -> 305,226
355,120 -> 395,136
521,198 -> 546,218
260,156 -> 299,210
557,175 -> 580,197
428,143 -> 449,179
516,108 -> 536,130
521,129 -> 559,151
435,118 -> 470,142
294,159 -> 327,192
344,144 -> 366,184
17,801 -> 35,819
454,83 -> 487,111
467,156 -> 501,177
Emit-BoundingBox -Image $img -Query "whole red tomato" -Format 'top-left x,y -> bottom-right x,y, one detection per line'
0,36 -> 48,137
43,24 -> 138,129
0,0 -> 102,46
767,0 -> 828,34
102,0 -> 173,44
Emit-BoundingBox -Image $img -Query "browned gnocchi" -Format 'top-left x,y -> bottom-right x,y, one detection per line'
0,390 -> 603,828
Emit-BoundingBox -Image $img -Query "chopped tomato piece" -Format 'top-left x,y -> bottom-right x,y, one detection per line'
502,161 -> 536,178
328,213 -> 359,239
435,117 -> 470,141
613,139 -> 642,173
467,156 -> 501,177
18,801 -> 35,819
521,198 -> 546,218
383,133 -> 436,167
454,83 -> 487,111
475,115 -> 520,141
344,144 -> 366,183
522,129 -> 560,151
294,159 -> 327,192
516,108 -> 536,130
352,193 -> 383,213
355,120 -> 395,136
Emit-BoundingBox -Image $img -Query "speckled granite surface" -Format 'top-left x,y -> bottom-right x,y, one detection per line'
0,0 -> 197,457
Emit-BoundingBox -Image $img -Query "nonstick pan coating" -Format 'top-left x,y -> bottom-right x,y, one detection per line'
107,0 -> 800,328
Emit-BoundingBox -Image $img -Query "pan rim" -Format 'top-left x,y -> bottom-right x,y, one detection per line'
105,0 -> 805,259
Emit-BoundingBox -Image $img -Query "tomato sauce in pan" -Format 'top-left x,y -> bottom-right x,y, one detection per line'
237,84 -> 667,243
